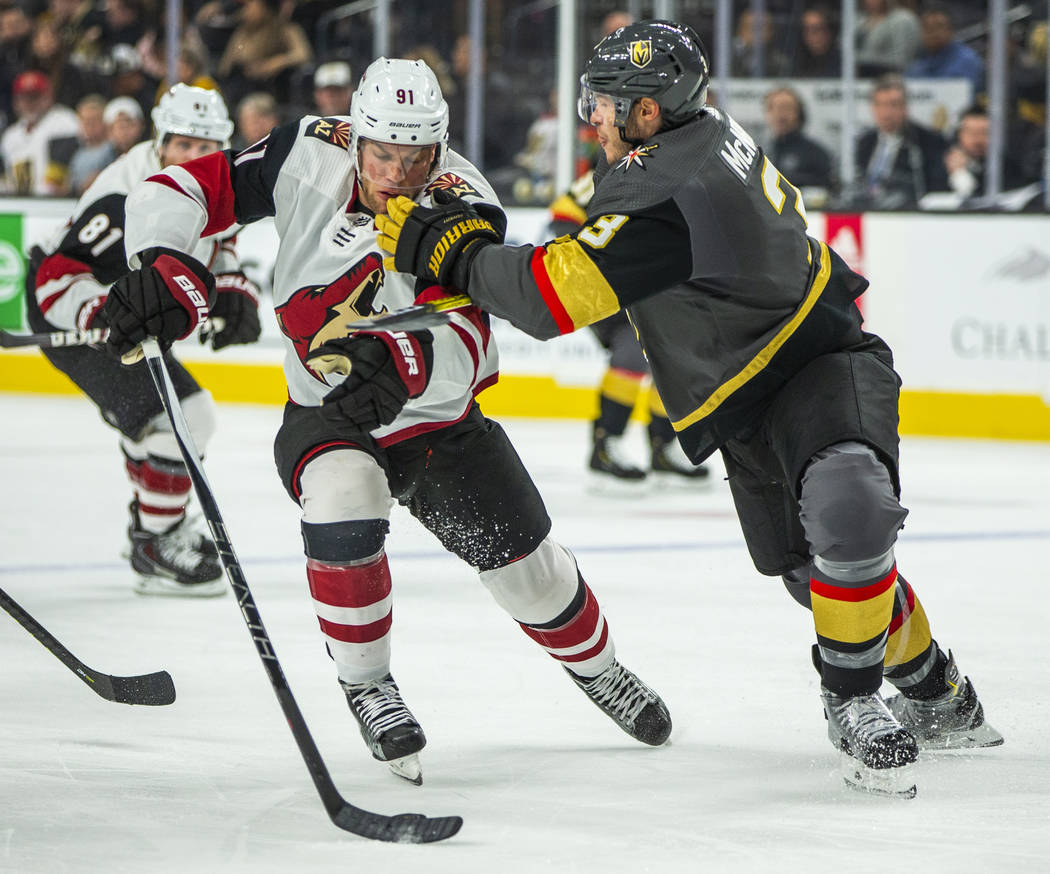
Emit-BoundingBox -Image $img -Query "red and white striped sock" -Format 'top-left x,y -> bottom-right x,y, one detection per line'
307,551 -> 393,684
519,583 -> 614,678
125,455 -> 191,534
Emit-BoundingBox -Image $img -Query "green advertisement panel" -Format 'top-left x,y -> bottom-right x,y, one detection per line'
0,213 -> 26,330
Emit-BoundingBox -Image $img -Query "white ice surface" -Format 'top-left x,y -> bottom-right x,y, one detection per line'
1,394 -> 1048,874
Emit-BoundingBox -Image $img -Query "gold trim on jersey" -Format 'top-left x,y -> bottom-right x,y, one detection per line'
671,240 -> 833,432
541,238 -> 621,329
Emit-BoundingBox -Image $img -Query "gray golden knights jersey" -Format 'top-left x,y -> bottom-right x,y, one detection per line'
123,116 -> 499,446
467,107 -> 869,463
34,140 -> 242,332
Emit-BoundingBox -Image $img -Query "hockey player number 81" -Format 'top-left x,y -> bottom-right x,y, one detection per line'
78,213 -> 124,257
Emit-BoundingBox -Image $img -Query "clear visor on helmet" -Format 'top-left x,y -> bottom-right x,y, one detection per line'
356,137 -> 438,192
577,75 -> 631,125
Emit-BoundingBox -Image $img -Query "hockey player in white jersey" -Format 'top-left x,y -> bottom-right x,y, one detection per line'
26,85 -> 262,597
100,58 -> 672,785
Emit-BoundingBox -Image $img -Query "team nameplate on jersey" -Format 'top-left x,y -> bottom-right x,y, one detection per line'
306,118 -> 351,149
630,40 -> 652,68
426,173 -> 480,199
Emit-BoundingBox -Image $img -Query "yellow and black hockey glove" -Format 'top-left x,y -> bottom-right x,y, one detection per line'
376,191 -> 505,291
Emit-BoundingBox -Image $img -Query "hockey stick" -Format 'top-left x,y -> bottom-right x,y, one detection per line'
345,292 -> 473,332
139,338 -> 462,844
0,586 -> 176,705
1,322 -> 225,351
0,327 -> 109,349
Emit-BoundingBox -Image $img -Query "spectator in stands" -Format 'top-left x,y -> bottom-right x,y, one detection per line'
67,93 -> 114,194
600,10 -> 633,39
216,0 -> 312,107
856,0 -> 920,76
103,94 -> 145,155
854,73 -> 948,209
731,9 -> 791,78
763,86 -> 833,192
145,42 -> 221,104
0,2 -> 34,126
26,15 -> 102,110
0,70 -> 80,195
38,0 -> 105,70
943,106 -> 1030,201
445,33 -> 523,171
102,0 -> 151,51
312,60 -> 353,116
235,91 -> 280,149
107,42 -> 158,122
792,6 -> 840,78
906,3 -> 984,99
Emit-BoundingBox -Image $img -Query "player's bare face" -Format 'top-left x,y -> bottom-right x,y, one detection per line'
357,139 -> 437,215
589,94 -> 633,163
159,135 -> 223,168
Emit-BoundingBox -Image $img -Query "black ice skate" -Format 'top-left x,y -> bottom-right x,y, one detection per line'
884,651 -> 1004,750
340,674 -> 427,785
567,659 -> 672,746
128,501 -> 224,597
650,437 -> 711,482
588,434 -> 647,490
821,687 -> 919,798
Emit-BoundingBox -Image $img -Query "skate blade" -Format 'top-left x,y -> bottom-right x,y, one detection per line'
918,721 -> 1004,751
133,576 -> 227,598
388,753 -> 423,785
840,752 -> 916,798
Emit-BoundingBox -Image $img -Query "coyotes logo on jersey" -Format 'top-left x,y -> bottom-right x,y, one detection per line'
275,253 -> 387,379
426,173 -> 480,199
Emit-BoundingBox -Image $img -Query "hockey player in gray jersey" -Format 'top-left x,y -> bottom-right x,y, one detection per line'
375,22 -> 1002,796
101,58 -> 671,785
26,84 -> 261,597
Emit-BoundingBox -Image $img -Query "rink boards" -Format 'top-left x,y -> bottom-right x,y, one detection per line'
1,201 -> 1048,441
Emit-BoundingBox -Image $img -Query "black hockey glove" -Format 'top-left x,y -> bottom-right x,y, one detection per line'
104,247 -> 216,360
307,330 -> 434,432
202,272 -> 262,350
376,191 -> 505,291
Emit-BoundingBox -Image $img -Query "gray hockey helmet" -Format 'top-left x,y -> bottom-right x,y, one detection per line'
578,19 -> 710,128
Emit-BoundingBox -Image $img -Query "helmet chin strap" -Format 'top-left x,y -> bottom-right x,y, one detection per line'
616,125 -> 647,147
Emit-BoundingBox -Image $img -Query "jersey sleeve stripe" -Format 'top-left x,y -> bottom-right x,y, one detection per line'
671,240 -> 834,432
529,246 -> 575,335
534,238 -> 622,332
165,152 -> 237,238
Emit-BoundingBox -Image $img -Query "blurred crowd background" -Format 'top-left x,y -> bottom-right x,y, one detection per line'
1,0 -> 1048,212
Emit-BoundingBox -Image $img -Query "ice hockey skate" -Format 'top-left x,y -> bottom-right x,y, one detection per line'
821,687 -> 919,798
588,433 -> 648,493
885,651 -> 1003,750
127,501 -> 225,597
650,437 -> 711,483
567,659 -> 672,745
341,674 -> 427,785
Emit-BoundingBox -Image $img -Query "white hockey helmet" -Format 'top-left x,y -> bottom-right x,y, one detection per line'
350,57 -> 449,169
151,84 -> 234,153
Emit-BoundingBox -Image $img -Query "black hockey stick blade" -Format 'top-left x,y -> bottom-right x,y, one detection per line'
332,807 -> 463,843
0,327 -> 109,349
140,339 -> 463,843
0,586 -> 176,705
346,293 -> 473,332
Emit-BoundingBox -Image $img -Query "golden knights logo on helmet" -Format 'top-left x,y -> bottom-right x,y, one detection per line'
630,39 -> 652,68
